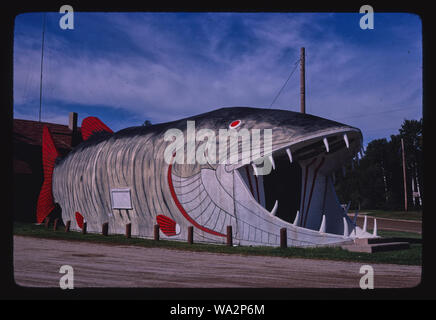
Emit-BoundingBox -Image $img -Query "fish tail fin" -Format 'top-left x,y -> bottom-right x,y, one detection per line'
36,126 -> 59,223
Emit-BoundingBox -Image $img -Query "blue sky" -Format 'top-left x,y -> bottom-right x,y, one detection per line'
14,12 -> 422,146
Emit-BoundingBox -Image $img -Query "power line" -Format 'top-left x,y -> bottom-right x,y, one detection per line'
38,12 -> 46,122
270,58 -> 300,108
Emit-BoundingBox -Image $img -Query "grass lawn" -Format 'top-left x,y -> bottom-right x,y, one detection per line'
362,210 -> 422,221
14,223 -> 422,265
13,222 -> 422,266
377,230 -> 422,239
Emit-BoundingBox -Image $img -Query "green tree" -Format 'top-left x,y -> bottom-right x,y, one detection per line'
334,118 -> 422,211
142,120 -> 152,127
399,119 -> 423,208
359,138 -> 390,209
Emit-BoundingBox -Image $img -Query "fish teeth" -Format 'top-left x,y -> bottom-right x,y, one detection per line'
286,148 -> 293,163
268,155 -> 275,170
323,137 -> 329,153
251,163 -> 259,176
319,215 -> 326,233
343,133 -> 350,149
372,219 -> 378,237
293,210 -> 300,226
343,217 -> 349,237
270,200 -> 278,216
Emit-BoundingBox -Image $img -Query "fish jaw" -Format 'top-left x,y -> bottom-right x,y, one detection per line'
228,127 -> 362,246
166,107 -> 363,246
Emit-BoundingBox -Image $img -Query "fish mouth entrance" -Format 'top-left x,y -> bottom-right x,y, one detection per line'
236,129 -> 362,225
237,149 -> 302,224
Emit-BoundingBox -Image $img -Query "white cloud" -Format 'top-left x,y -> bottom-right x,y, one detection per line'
13,12 -> 422,142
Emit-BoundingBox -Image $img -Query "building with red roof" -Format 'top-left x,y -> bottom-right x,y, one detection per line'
13,113 -> 81,222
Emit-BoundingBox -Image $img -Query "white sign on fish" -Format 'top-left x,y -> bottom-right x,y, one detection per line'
110,188 -> 133,209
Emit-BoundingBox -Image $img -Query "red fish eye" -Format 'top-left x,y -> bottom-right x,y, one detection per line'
229,120 -> 241,129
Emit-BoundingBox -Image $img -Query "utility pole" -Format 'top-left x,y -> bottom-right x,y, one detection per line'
300,47 -> 306,114
401,138 -> 408,212
415,165 -> 422,206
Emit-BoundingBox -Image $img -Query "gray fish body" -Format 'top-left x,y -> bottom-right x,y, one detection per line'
53,107 -> 370,246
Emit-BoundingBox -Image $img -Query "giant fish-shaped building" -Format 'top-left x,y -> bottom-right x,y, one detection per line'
36,107 -> 374,247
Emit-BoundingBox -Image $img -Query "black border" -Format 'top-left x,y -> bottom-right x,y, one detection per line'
2,1 -> 434,302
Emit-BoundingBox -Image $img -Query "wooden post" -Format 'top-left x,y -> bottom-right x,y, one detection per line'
102,222 -> 109,236
125,223 -> 131,238
53,218 -> 59,231
300,47 -> 306,114
280,228 -> 287,248
82,222 -> 87,234
154,224 -> 160,241
68,112 -> 78,131
188,226 -> 194,244
401,138 -> 408,212
69,112 -> 79,147
226,225 -> 233,246
44,217 -> 50,228
64,220 -> 71,232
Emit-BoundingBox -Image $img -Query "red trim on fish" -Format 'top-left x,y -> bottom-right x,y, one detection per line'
167,154 -> 226,238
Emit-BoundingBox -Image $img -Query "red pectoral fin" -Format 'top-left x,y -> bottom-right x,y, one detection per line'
156,214 -> 179,236
75,212 -> 84,229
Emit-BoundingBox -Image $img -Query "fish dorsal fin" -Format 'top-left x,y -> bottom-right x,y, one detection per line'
81,117 -> 113,141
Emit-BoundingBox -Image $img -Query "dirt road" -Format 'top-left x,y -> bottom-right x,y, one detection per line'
13,236 -> 421,288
